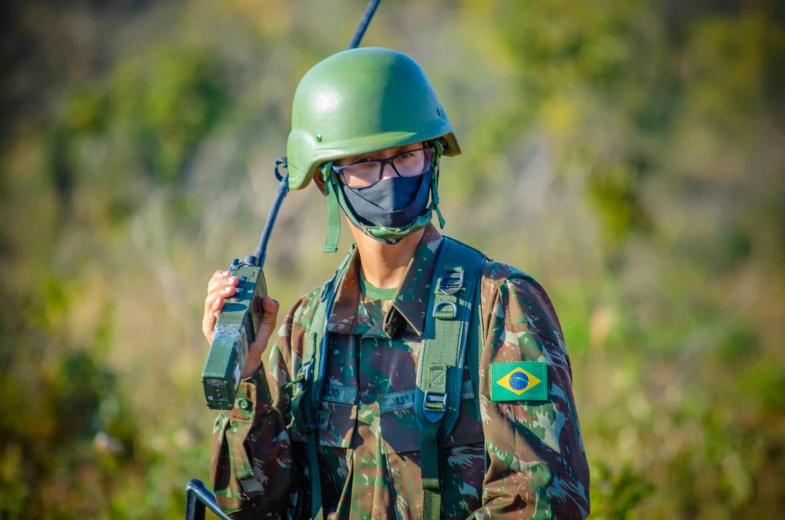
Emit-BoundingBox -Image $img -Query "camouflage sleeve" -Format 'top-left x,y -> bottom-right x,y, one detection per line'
470,264 -> 590,519
209,295 -> 311,519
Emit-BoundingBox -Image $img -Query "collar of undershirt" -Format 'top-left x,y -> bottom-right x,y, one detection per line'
326,223 -> 443,337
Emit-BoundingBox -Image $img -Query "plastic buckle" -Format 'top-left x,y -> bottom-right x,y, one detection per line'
433,300 -> 457,320
423,390 -> 448,423
438,268 -> 464,295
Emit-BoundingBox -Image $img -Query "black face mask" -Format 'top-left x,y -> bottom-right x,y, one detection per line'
338,171 -> 431,229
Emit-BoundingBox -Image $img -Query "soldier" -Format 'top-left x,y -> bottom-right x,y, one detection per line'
202,47 -> 590,519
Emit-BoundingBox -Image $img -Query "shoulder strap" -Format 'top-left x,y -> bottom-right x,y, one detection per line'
467,265 -> 485,427
305,243 -> 355,398
290,244 -> 355,520
416,237 -> 485,520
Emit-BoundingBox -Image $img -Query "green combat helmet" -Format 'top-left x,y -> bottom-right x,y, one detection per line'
286,47 -> 461,252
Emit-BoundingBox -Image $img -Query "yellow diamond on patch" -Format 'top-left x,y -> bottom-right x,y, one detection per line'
496,367 -> 542,396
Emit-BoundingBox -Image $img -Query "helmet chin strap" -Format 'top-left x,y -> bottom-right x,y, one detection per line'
322,161 -> 342,253
320,144 -> 446,253
430,140 -> 447,228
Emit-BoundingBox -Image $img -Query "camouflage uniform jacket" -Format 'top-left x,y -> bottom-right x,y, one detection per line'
210,224 -> 590,519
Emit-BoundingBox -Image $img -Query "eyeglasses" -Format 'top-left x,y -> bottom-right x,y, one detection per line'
333,147 -> 433,189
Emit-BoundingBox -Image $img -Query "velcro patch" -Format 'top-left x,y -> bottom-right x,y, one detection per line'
490,362 -> 548,402
322,384 -> 357,405
379,390 -> 415,413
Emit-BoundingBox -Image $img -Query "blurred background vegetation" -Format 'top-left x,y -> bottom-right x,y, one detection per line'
1,0 -> 784,518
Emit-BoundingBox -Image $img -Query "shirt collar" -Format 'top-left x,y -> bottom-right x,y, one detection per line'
327,224 -> 443,338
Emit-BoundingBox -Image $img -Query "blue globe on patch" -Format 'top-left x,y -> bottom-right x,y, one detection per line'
509,371 -> 529,391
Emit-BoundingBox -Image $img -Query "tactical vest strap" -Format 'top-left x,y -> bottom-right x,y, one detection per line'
467,270 -> 486,449
416,237 -> 485,519
292,238 -> 486,520
291,244 -> 355,520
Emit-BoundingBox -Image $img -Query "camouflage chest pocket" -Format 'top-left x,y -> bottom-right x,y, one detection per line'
440,379 -> 486,518
380,377 -> 486,519
376,388 -> 419,455
378,379 -> 484,454
316,383 -> 358,449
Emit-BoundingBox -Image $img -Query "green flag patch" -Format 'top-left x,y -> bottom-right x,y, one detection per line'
491,362 -> 548,402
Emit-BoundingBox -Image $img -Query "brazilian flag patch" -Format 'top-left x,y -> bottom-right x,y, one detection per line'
491,362 -> 548,402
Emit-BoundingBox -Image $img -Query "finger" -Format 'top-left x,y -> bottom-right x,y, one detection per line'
206,284 -> 235,307
202,307 -> 217,342
203,282 -> 233,318
207,270 -> 230,289
208,282 -> 237,300
208,274 -> 237,294
260,296 -> 280,326
203,293 -> 231,341
256,297 -> 280,343
204,286 -> 225,311
212,295 -> 225,313
249,296 -> 280,351
211,270 -> 230,282
204,293 -> 216,316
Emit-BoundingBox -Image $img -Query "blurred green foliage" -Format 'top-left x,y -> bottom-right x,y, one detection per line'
1,0 -> 784,518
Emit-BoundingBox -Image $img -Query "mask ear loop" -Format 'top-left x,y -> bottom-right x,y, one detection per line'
430,140 -> 446,228
322,162 -> 341,253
